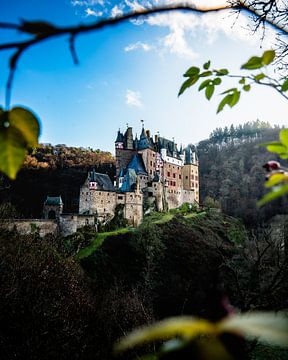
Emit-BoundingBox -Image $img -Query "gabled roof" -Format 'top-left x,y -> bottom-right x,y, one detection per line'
127,154 -> 147,175
44,196 -> 63,206
158,137 -> 181,159
88,170 -> 115,191
120,168 -> 137,192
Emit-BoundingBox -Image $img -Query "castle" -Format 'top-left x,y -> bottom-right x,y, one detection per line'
2,126 -> 199,236
77,125 -> 199,227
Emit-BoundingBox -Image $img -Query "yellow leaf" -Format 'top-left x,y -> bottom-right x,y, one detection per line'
115,316 -> 217,352
265,173 -> 288,188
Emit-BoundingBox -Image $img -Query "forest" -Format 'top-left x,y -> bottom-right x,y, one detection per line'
0,121 -> 288,359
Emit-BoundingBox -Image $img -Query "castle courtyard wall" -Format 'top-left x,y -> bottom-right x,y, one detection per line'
0,219 -> 58,237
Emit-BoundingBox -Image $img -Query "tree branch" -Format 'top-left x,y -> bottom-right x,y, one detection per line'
1,1 -> 288,107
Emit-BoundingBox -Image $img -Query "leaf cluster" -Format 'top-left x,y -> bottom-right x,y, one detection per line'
258,129 -> 288,207
178,50 -> 288,114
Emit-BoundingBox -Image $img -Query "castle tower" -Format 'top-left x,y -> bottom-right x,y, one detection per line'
182,145 -> 199,203
43,196 -> 63,220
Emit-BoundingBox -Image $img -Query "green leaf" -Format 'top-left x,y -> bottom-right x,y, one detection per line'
229,90 -> 241,107
203,60 -> 211,70
213,77 -> 222,85
220,312 -> 288,347
239,78 -> 246,85
265,173 -> 288,188
114,316 -> 216,352
254,73 -> 266,81
183,66 -> 200,77
200,71 -> 213,77
0,107 -> 40,179
178,76 -> 199,96
9,107 -> 40,147
216,69 -> 229,76
221,88 -> 238,95
267,143 -> 287,155
281,79 -> 288,92
217,94 -> 233,113
262,50 -> 275,65
198,79 -> 211,91
205,85 -> 215,100
241,56 -> 263,70
279,128 -> 288,146
0,124 -> 27,180
243,84 -> 251,92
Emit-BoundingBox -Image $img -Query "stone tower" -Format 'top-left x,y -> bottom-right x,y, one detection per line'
182,145 -> 200,203
43,196 -> 63,220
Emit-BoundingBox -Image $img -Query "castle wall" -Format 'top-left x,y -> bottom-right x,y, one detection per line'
163,161 -> 183,189
123,191 -> 143,227
59,214 -> 95,236
138,148 -> 156,178
182,164 -> 199,202
0,219 -> 58,237
79,184 -> 117,218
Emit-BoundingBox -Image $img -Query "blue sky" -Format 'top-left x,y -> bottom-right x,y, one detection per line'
1,0 -> 288,153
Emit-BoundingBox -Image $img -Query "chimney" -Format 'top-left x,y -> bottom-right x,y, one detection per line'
146,129 -> 150,139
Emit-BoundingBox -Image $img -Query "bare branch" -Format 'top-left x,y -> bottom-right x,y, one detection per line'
0,2 -> 288,104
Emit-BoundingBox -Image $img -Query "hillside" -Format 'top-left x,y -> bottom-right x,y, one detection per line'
0,144 -> 115,217
197,121 -> 288,225
1,210 -> 287,359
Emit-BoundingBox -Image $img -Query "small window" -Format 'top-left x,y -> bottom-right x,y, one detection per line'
173,173 -> 176,178
185,176 -> 188,180
167,171 -> 170,177
118,196 -> 123,200
179,174 -> 182,179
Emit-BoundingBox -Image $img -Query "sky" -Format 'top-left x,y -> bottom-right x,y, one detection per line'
0,0 -> 288,153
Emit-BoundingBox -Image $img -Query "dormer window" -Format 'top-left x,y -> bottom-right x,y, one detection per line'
89,181 -> 97,190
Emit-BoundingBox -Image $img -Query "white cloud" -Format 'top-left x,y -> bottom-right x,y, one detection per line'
126,90 -> 143,108
71,0 -> 278,58
85,7 -> 103,16
124,41 -> 152,52
111,5 -> 124,17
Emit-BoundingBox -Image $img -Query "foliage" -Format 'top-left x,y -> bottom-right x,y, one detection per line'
98,204 -> 128,232
257,128 -> 288,206
0,201 -> 19,219
179,50 -> 288,113
76,227 -> 131,260
24,143 -> 114,169
62,225 -> 97,257
197,123 -> 288,225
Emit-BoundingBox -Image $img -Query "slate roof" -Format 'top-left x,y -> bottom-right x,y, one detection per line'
158,137 -> 181,159
88,170 -> 115,191
115,130 -> 124,143
44,196 -> 63,206
184,145 -> 198,165
120,168 -> 138,192
127,154 -> 147,175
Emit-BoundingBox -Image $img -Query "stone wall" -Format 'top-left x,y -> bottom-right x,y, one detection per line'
79,183 -> 117,218
1,219 -> 58,237
59,214 -> 95,236
124,191 -> 143,227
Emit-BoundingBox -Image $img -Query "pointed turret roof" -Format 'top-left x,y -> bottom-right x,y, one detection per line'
127,154 -> 147,175
138,128 -> 150,150
115,129 -> 124,143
